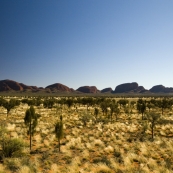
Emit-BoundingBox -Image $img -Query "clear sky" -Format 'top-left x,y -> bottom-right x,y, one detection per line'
0,0 -> 173,90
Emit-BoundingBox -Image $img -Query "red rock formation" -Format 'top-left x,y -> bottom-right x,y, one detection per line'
101,87 -> 113,93
149,85 -> 173,93
0,80 -> 23,91
1,79 -> 173,94
114,82 -> 139,93
76,86 -> 99,93
133,86 -> 146,92
19,83 -> 38,90
45,83 -> 73,92
0,79 -> 38,92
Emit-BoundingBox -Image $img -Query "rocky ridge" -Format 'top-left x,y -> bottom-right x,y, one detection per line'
113,82 -> 147,93
0,79 -> 173,94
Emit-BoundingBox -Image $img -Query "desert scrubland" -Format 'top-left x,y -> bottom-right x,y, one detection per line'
0,96 -> 173,173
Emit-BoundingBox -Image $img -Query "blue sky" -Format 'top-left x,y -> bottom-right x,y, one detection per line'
0,0 -> 173,90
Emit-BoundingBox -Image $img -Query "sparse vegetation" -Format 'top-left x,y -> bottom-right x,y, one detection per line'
0,96 -> 173,172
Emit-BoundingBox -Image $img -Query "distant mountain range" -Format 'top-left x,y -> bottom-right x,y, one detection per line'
0,79 -> 173,94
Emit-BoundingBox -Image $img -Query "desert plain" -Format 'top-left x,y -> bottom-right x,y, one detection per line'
0,96 -> 173,173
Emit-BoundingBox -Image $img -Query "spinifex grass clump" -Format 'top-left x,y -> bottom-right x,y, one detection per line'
1,138 -> 25,158
0,124 -> 26,161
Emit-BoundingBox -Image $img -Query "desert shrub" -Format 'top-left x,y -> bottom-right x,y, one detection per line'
2,98 -> 20,117
79,111 -> 93,126
20,157 -> 37,173
164,157 -> 173,169
0,124 -> 26,160
0,138 -> 25,158
93,157 -> 102,163
101,156 -> 110,165
63,155 -> 72,164
113,151 -> 123,163
113,151 -> 121,158
41,151 -> 50,160
4,158 -> 20,172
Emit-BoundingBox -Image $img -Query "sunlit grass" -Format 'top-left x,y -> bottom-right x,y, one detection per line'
1,97 -> 173,172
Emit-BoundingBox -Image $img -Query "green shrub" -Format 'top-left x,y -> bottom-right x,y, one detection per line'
79,111 -> 92,126
0,138 -> 25,158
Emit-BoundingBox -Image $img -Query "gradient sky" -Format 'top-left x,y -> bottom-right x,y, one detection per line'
0,0 -> 173,90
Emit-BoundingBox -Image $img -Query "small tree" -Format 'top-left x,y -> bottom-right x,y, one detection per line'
146,102 -> 154,112
156,98 -> 171,116
147,112 -> 160,139
43,98 -> 55,109
54,115 -> 63,152
114,107 -> 120,121
21,98 -> 36,106
65,98 -> 74,114
81,97 -> 94,111
94,107 -> 99,123
3,99 -> 20,117
65,98 -> 74,109
24,106 -> 38,150
137,99 -> 146,120
100,101 -> 109,116
110,103 -> 118,123
118,99 -> 128,109
35,97 -> 43,106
